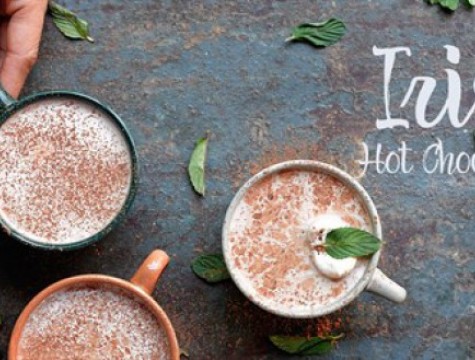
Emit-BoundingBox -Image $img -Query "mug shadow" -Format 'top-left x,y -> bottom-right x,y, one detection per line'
0,231 -> 99,293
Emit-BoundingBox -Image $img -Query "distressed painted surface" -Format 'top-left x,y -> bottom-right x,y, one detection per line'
0,1 -> 474,359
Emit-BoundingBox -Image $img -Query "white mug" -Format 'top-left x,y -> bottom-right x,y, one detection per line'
222,160 -> 406,318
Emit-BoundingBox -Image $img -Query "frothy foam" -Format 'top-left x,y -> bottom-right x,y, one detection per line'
226,169 -> 373,316
0,98 -> 132,244
17,285 -> 171,360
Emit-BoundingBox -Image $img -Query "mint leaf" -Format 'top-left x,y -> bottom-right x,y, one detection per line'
427,0 -> 460,10
191,254 -> 230,283
48,1 -> 94,42
286,18 -> 346,48
428,0 -> 475,9
188,137 -> 208,196
324,227 -> 381,259
269,334 -> 343,356
440,0 -> 460,10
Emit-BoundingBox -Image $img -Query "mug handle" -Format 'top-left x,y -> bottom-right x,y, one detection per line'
130,250 -> 170,295
366,268 -> 407,303
0,83 -> 15,112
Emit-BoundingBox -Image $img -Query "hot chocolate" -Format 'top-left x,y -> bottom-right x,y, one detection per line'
17,285 -> 171,360
0,98 -> 132,244
226,169 -> 373,316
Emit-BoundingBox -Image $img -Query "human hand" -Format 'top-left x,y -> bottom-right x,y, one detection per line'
0,0 -> 48,98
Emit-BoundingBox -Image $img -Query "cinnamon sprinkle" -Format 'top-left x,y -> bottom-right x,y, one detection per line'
0,98 -> 132,244
227,169 -> 372,315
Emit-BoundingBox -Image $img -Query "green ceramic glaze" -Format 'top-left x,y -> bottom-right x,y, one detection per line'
0,85 -> 138,251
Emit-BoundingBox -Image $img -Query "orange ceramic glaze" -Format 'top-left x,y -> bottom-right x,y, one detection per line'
9,250 -> 180,360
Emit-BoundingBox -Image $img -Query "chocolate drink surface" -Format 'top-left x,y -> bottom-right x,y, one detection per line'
0,98 -> 132,244
226,169 -> 373,316
17,285 -> 171,360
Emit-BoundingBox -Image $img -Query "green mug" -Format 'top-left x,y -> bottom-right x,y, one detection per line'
0,85 -> 138,251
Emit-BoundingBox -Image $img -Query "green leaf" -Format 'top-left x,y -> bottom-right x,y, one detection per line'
286,18 -> 346,48
48,1 -> 94,42
324,227 -> 382,259
428,0 -> 475,9
440,0 -> 460,10
269,334 -> 343,356
188,137 -> 208,196
191,254 -> 230,283
427,0 -> 460,10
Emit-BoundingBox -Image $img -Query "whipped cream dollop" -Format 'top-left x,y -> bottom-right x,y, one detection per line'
309,214 -> 357,280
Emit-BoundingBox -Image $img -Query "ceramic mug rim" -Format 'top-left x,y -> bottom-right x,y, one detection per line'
222,160 -> 382,318
0,89 -> 138,251
8,274 -> 180,360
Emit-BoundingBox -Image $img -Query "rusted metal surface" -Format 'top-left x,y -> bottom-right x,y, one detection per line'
0,1 -> 474,359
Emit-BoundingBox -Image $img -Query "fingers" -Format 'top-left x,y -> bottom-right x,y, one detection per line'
0,0 -> 47,98
0,20 -> 7,70
1,52 -> 37,98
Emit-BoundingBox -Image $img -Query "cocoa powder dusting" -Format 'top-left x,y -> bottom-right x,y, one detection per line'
0,98 -> 132,244
17,285 -> 171,360
227,169 -> 372,316
314,311 -> 345,338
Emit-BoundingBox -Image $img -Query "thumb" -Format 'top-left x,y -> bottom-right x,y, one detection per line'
0,52 -> 37,99
0,0 -> 47,98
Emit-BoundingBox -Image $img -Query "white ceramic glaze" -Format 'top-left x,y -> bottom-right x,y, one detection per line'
222,160 -> 407,318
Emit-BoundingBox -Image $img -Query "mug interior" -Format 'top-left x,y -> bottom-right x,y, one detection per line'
222,160 -> 382,318
9,275 -> 180,360
0,91 -> 138,250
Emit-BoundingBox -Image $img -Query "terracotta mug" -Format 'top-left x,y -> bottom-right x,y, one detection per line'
9,250 -> 180,359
